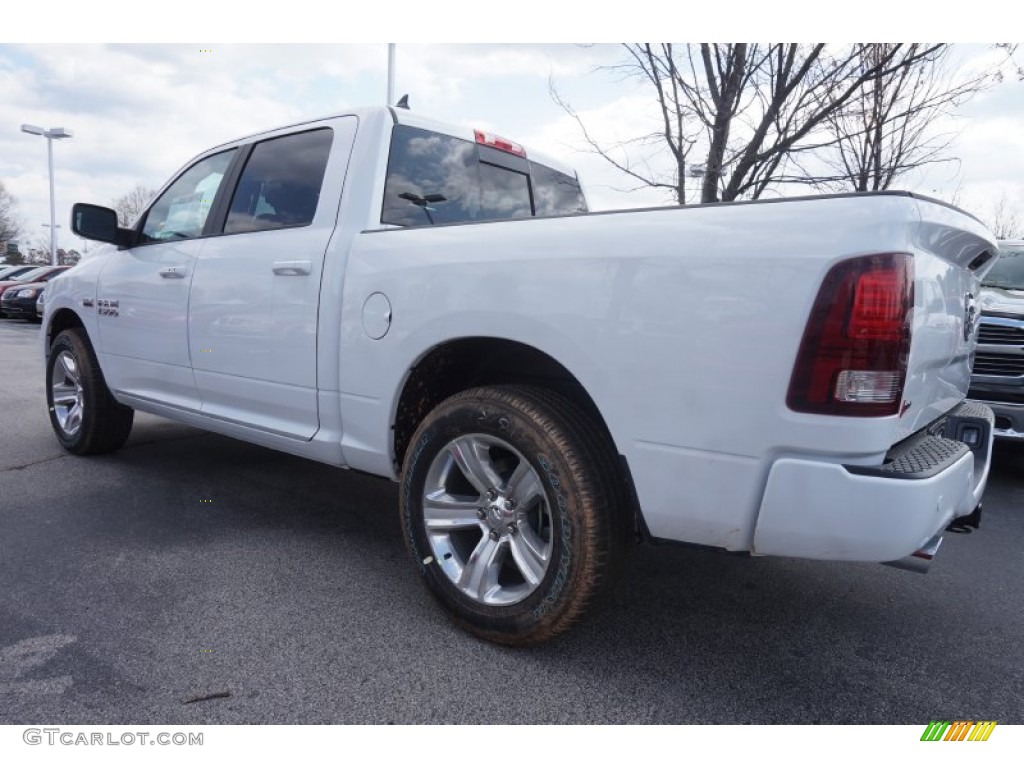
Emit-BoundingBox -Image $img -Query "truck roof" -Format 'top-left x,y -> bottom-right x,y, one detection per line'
206,105 -> 579,179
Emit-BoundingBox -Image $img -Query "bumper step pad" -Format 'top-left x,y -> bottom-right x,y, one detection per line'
846,401 -> 995,481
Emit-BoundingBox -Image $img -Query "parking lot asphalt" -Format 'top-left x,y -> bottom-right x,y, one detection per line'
0,318 -> 1022,724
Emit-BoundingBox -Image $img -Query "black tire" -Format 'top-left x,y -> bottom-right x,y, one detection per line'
46,328 -> 134,455
400,384 -> 631,645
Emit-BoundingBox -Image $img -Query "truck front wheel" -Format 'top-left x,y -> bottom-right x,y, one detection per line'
400,385 -> 629,645
46,328 -> 134,455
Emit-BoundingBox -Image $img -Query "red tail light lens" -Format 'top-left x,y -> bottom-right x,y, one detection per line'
787,253 -> 913,416
849,269 -> 906,340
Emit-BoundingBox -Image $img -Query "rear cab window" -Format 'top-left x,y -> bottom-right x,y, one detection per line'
529,161 -> 587,217
382,124 -> 586,227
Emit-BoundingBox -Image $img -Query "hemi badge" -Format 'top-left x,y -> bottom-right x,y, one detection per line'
82,298 -> 94,307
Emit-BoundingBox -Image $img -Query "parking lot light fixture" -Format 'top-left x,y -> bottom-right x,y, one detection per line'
21,124 -> 74,266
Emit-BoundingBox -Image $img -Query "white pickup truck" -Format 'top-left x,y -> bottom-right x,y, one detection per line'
45,106 -> 997,645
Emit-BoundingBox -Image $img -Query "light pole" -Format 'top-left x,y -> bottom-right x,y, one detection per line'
387,44 -> 396,106
21,124 -> 73,266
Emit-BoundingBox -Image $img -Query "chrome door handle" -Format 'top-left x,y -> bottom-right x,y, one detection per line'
159,266 -> 187,279
272,260 -> 312,276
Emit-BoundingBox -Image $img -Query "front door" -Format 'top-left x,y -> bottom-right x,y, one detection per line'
96,149 -> 237,410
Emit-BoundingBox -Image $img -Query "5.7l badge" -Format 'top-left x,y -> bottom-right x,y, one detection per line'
97,298 -> 119,317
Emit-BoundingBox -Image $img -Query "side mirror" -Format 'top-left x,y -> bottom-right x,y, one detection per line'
71,203 -> 132,247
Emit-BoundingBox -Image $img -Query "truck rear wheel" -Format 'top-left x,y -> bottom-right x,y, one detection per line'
400,385 -> 630,645
46,328 -> 134,455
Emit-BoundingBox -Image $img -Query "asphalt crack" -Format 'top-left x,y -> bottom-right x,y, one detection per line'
1,431 -> 210,473
1,454 -> 68,472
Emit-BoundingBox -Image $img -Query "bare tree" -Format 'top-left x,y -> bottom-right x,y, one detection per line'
558,44 -> 988,204
112,184 -> 156,227
24,245 -> 50,265
24,233 -> 54,265
21,234 -> 80,265
985,192 -> 1024,239
0,180 -> 23,245
551,49 -> 704,204
811,45 -> 991,192
995,43 -> 1023,80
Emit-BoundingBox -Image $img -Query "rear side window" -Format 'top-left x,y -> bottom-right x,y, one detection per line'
224,128 -> 333,234
382,125 -> 585,227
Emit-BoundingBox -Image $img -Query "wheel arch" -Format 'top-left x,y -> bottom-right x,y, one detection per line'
46,308 -> 88,350
392,337 -> 624,475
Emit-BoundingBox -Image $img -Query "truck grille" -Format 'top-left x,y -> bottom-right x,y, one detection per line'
978,323 -> 1024,345
973,352 -> 1024,377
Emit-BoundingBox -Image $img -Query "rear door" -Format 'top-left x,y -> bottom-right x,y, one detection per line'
188,118 -> 357,439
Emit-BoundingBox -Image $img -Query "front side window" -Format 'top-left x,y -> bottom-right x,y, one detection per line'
141,150 -> 236,243
224,129 -> 333,234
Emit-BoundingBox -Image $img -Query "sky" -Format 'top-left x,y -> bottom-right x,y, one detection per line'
1,7 -> 1023,255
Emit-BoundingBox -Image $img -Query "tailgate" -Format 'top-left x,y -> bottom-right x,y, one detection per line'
896,198 -> 999,442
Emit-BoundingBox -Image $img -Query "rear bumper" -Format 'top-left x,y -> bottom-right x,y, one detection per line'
968,397 -> 1024,441
753,401 -> 993,564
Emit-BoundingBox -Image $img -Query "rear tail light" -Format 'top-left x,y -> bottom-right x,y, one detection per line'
787,253 -> 913,416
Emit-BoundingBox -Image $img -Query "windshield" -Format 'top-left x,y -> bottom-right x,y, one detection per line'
982,247 -> 1024,290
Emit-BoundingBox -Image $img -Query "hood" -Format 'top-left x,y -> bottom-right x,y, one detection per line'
980,241 -> 1024,317
979,284 -> 1024,318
